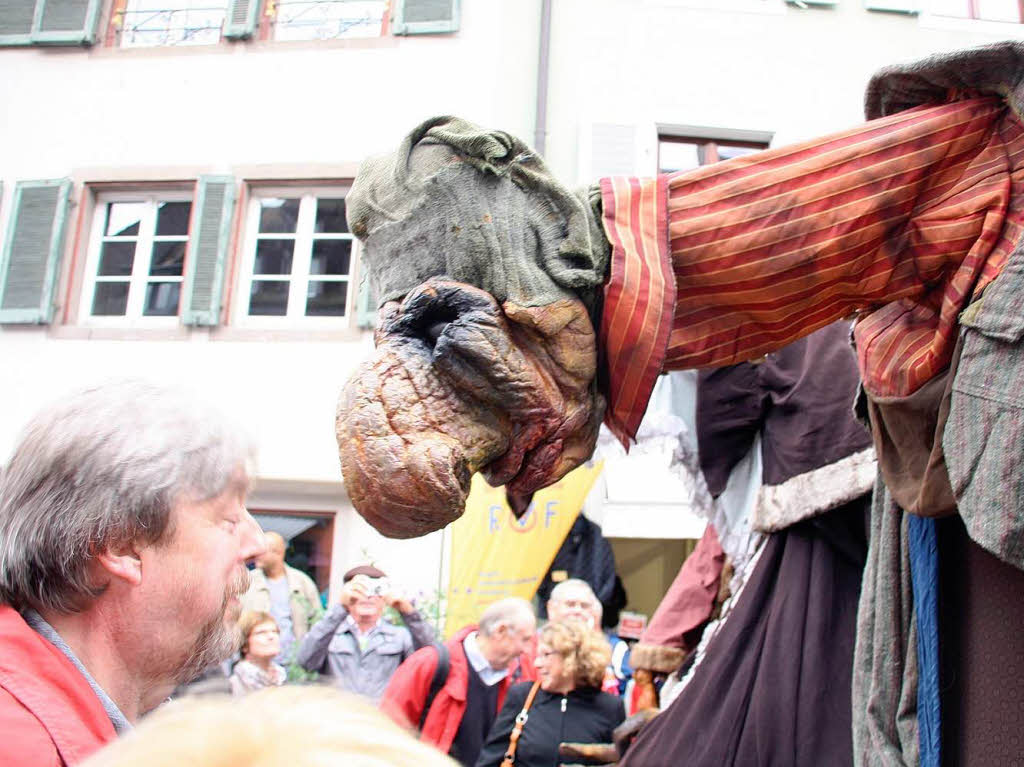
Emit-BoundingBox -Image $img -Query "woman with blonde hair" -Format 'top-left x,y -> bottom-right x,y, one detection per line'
475,621 -> 625,766
229,610 -> 287,696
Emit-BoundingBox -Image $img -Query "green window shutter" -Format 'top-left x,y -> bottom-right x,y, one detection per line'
182,176 -> 236,327
391,0 -> 460,35
356,271 -> 377,329
0,0 -> 102,46
0,179 -> 72,324
223,0 -> 260,40
0,0 -> 37,43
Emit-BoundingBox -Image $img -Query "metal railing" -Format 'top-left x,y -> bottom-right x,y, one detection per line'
271,0 -> 385,41
118,5 -> 226,47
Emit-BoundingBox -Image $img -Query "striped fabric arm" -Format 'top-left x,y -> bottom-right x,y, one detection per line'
599,97 -> 1024,443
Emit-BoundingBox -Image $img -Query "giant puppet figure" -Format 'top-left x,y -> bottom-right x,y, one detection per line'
338,43 -> 1024,765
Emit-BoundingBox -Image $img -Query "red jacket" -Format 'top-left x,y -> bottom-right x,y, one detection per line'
0,606 -> 116,766
380,625 -> 535,754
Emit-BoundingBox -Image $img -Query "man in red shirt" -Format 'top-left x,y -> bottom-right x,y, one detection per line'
0,380 -> 266,765
381,597 -> 536,766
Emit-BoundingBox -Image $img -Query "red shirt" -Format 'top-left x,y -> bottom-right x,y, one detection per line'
381,625 -> 535,756
0,605 -> 116,766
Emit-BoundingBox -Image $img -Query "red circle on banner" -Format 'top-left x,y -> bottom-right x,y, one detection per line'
509,507 -> 537,533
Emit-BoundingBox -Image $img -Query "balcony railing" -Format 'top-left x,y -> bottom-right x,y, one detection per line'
118,5 -> 227,47
270,0 -> 386,41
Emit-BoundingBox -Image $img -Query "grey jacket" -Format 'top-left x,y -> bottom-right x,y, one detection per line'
295,604 -> 434,702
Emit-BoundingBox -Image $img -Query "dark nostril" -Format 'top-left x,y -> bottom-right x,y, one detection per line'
425,320 -> 450,347
414,304 -> 459,350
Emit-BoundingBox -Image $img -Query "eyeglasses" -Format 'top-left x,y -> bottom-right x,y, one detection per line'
555,599 -> 595,610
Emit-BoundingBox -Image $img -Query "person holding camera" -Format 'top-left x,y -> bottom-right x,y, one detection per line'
296,565 -> 434,702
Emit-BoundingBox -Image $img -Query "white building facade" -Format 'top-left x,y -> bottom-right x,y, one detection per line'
2,0 -> 1021,615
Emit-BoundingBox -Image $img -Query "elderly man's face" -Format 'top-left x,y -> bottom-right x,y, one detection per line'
139,473 -> 265,683
484,617 -> 537,671
547,588 -> 599,630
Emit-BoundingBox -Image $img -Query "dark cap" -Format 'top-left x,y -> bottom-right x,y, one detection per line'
343,565 -> 387,582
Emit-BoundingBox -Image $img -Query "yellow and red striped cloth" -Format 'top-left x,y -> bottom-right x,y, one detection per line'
600,97 -> 1024,446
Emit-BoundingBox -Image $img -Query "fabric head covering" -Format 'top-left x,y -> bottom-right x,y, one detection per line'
345,116 -> 610,319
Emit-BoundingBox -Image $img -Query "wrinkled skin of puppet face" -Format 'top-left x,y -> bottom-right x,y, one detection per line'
337,117 -> 610,538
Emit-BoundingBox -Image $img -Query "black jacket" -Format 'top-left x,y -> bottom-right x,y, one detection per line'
475,682 -> 625,767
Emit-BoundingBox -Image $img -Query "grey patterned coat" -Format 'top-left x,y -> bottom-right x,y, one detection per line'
295,604 -> 435,702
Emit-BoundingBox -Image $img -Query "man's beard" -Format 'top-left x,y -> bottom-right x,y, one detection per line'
173,567 -> 250,685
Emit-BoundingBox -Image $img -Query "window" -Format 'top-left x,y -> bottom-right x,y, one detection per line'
930,0 -> 1022,21
658,134 -> 770,173
270,0 -> 387,41
80,194 -> 193,324
237,189 -> 355,325
0,0 -> 102,47
114,0 -> 229,47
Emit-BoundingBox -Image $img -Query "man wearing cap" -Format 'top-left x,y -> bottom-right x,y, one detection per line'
295,565 -> 434,702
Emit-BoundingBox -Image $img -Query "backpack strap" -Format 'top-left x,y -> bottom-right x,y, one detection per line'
419,643 -> 450,730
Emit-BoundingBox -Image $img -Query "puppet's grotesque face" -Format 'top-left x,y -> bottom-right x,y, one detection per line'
336,118 -> 609,538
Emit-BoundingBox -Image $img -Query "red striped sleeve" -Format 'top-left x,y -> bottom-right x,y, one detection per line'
599,175 -> 674,447
661,97 -> 1024,398
598,96 -> 1024,442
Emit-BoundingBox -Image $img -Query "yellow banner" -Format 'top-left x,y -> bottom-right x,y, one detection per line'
446,462 -> 603,637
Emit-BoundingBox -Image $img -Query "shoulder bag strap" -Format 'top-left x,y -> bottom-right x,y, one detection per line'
500,681 -> 541,767
419,643 -> 450,730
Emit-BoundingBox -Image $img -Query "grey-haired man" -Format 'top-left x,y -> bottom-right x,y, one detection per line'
0,380 -> 266,766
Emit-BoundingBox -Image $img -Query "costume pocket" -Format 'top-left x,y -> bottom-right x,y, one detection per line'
943,287 -> 1024,569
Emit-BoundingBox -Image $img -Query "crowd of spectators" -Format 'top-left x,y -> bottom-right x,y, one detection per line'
0,381 -> 635,767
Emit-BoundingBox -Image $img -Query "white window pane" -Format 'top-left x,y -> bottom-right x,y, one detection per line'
315,197 -> 348,233
92,282 -> 130,316
105,202 -> 146,237
310,239 -> 351,275
87,195 -> 192,321
121,0 -> 227,47
717,145 -> 763,162
929,0 -> 970,17
976,0 -> 1020,21
258,198 -> 300,234
143,282 -> 181,316
659,142 -> 702,173
249,281 -> 290,316
305,280 -> 348,316
155,201 -> 192,236
98,241 -> 136,276
253,240 -> 295,275
149,241 -> 187,277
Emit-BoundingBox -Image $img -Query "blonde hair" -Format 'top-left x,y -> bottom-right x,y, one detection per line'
82,686 -> 457,767
236,610 -> 276,656
539,621 -> 611,689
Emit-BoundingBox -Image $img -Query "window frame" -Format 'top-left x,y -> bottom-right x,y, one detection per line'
234,184 -> 357,329
78,190 -> 194,327
108,0 -> 232,48
657,126 -> 773,174
265,0 -> 389,42
933,0 -> 1023,22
